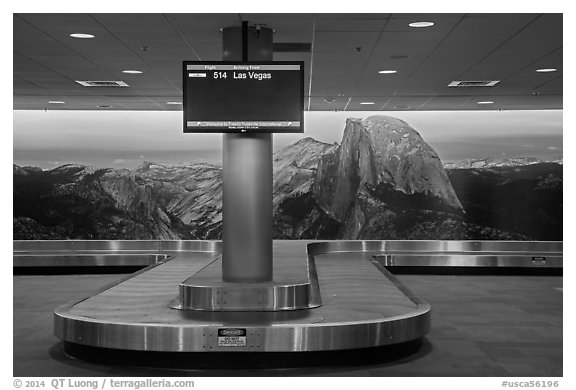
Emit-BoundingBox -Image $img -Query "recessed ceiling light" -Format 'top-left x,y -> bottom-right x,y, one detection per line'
48,101 -> 65,104
98,105 -> 112,108
536,68 -> 557,73
477,101 -> 494,105
409,22 -> 435,28
122,70 -> 143,74
360,102 -> 375,105
166,101 -> 182,105
70,33 -> 94,39
378,70 -> 397,74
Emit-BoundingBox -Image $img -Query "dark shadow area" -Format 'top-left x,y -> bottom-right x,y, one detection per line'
178,308 -> 316,323
56,338 -> 430,375
47,343 -> 116,377
14,265 -> 562,276
386,266 -> 562,276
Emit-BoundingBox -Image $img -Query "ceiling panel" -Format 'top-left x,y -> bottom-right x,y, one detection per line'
383,96 -> 433,111
315,31 -> 380,44
459,14 -> 562,81
346,97 -> 390,111
13,13 -> 562,111
316,14 -> 391,20
164,13 -> 240,32
316,18 -> 387,32
14,17 -> 112,83
400,15 -> 537,81
385,14 -> 463,32
13,52 -> 79,92
92,13 -> 201,92
529,76 -> 563,96
308,96 -> 349,111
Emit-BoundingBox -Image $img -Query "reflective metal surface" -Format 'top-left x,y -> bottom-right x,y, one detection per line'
53,241 -> 430,352
14,240 -> 222,253
221,26 -> 274,282
375,255 -> 562,268
174,254 -> 321,311
14,240 -> 221,267
16,240 -> 562,269
307,240 -> 562,268
14,254 -> 166,267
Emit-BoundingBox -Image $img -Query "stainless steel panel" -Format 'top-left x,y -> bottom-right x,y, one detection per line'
174,254 -> 321,311
306,240 -> 562,256
306,240 -> 388,256
375,254 -> 563,268
13,240 -> 222,253
221,25 -> 274,283
13,240 -> 222,268
222,133 -> 273,282
306,240 -> 562,268
383,240 -> 562,255
13,254 -> 166,267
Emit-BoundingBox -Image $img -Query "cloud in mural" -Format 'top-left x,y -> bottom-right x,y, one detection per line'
14,110 -> 562,170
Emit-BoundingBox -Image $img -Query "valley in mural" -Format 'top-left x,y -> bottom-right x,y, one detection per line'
13,115 -> 563,241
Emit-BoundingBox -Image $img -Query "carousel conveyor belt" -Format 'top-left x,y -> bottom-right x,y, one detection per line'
10,240 -> 562,357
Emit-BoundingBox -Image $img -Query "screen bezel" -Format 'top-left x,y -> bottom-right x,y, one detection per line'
182,60 -> 305,133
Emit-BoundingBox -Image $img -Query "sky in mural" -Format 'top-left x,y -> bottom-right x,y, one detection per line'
13,109 -> 562,169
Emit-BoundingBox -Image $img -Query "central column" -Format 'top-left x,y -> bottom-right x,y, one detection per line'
221,24 -> 273,282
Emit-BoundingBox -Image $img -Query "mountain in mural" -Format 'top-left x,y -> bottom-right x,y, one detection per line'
446,163 -> 563,241
13,163 -> 196,240
135,162 -> 222,239
13,115 -> 563,241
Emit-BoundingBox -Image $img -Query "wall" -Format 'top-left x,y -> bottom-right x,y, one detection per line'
13,111 -> 563,241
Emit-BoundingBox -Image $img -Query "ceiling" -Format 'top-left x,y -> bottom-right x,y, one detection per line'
13,13 -> 563,111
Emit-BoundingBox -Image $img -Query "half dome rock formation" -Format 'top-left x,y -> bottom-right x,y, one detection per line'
313,115 -> 465,239
273,137 -> 337,211
272,137 -> 340,239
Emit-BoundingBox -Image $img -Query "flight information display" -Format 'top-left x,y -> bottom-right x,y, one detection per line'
183,61 -> 304,133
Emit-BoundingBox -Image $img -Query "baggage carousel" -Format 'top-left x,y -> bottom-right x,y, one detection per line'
13,240 -> 562,365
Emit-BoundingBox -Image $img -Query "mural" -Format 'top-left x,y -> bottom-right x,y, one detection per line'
13,113 -> 562,241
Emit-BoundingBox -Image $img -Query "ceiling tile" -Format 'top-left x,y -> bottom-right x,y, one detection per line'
13,13 -> 563,111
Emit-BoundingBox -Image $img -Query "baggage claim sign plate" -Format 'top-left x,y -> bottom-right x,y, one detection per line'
218,328 -> 247,347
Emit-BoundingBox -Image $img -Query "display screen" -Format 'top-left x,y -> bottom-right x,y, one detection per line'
183,61 -> 304,133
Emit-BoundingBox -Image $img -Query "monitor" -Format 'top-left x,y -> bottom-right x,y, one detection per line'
183,61 -> 304,133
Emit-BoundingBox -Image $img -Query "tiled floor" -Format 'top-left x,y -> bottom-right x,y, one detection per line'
13,273 -> 562,377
